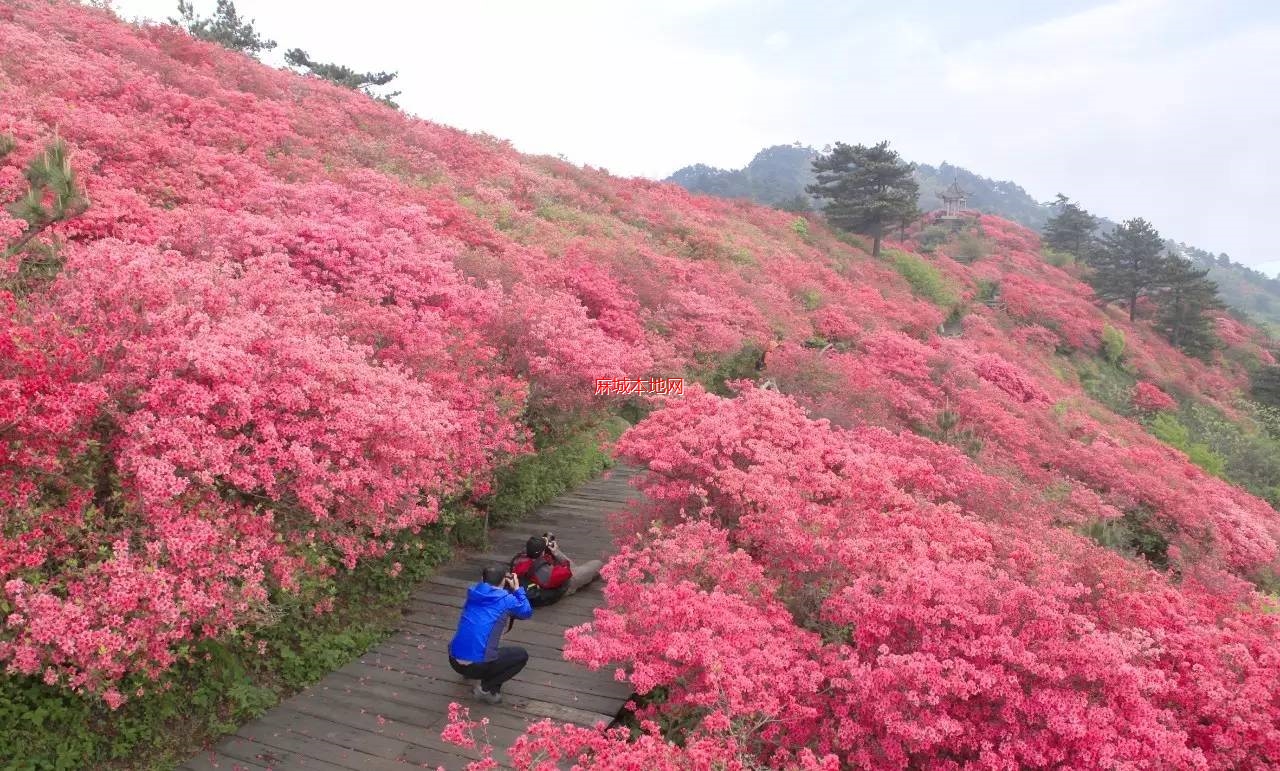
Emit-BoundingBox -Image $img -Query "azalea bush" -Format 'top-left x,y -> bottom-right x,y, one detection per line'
555,386 -> 1280,769
4,2 -> 1280,768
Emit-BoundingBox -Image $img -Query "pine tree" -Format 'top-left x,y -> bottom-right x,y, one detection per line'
1154,253 -> 1222,358
1251,366 -> 1280,409
2,136 -> 90,292
1042,193 -> 1098,259
806,141 -> 918,258
284,49 -> 401,108
1088,217 -> 1166,322
171,0 -> 276,58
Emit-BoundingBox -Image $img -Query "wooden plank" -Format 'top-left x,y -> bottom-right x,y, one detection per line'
182,752 -> 271,771
314,668 -> 613,735
339,658 -> 624,717
231,717 -> 411,771
214,736 -> 355,771
360,641 -> 630,701
403,596 -> 588,632
253,708 -> 414,761
281,687 -> 497,766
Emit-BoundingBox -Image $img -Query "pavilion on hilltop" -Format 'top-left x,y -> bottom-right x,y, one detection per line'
939,179 -> 970,219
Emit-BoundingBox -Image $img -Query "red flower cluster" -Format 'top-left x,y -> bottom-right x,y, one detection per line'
1133,381 -> 1179,412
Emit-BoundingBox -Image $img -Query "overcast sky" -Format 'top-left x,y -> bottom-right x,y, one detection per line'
110,0 -> 1279,271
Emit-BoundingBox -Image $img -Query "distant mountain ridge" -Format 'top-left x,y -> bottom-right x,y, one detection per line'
667,145 -> 1280,334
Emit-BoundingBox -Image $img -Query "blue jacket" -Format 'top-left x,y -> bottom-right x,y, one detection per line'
448,582 -> 533,663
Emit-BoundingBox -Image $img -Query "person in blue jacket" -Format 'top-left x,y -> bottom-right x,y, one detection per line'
448,563 -> 534,704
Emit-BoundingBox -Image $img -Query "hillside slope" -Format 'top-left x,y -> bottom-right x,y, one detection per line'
3,3 -> 1280,768
670,145 -> 1280,332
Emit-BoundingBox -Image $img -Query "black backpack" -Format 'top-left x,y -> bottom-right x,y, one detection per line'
510,553 -> 567,607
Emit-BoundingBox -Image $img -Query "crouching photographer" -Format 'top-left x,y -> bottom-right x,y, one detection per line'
509,532 -> 603,607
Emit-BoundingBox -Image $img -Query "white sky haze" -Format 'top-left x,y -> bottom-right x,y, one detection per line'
108,0 -> 1280,271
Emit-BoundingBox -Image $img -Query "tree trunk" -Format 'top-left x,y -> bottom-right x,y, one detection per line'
1129,292 -> 1137,322
872,232 -> 882,258
92,415 -> 119,520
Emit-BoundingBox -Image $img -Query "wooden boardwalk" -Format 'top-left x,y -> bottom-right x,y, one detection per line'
181,466 -> 643,771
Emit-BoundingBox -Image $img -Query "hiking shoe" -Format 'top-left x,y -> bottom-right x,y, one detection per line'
472,682 -> 502,704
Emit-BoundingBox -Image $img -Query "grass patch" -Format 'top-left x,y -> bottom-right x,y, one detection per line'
886,249 -> 959,309
1078,358 -> 1137,416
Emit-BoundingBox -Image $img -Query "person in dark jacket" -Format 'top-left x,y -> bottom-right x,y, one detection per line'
510,533 -> 602,607
448,564 -> 533,704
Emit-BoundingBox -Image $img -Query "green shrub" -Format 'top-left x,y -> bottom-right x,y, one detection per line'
790,217 -> 809,238
953,231 -> 989,264
917,224 -> 950,254
1081,508 -> 1170,569
976,279 -> 1000,306
697,343 -> 765,396
886,250 -> 959,309
796,287 -> 822,311
486,417 -> 628,525
1101,325 -> 1126,365
1148,413 -> 1227,477
1042,247 -> 1075,268
834,231 -> 868,251
1176,402 -> 1280,506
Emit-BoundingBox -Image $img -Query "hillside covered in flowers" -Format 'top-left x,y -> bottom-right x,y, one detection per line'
4,2 -> 1280,768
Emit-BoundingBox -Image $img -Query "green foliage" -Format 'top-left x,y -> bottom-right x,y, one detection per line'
807,140 -> 919,257
789,216 -> 810,238
887,250 -> 959,308
170,0 -> 276,57
1042,194 -> 1098,260
1155,254 -> 1223,359
1101,324 -> 1126,365
1250,366 -> 1280,410
6,138 -> 89,238
1082,509 -> 1170,570
1088,217 -> 1167,322
1078,358 -> 1138,416
283,48 -> 401,108
796,287 -> 822,311
976,279 -> 1000,306
3,138 -> 90,294
952,230 -> 989,264
1041,246 -> 1075,269
698,343 -> 766,396
924,408 -> 983,457
1148,413 -> 1226,477
834,231 -> 868,252
775,194 -> 812,213
1174,403 -> 1280,506
918,224 -> 950,254
0,134 -> 14,160
486,417 -> 627,525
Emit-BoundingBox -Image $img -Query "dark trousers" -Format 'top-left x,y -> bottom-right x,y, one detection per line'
449,647 -> 528,693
